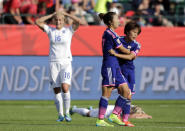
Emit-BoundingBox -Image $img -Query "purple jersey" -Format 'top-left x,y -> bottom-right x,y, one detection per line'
101,29 -> 127,87
118,36 -> 141,94
118,36 -> 141,69
102,28 -> 122,67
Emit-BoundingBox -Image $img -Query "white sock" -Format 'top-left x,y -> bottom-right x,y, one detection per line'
73,108 -> 89,116
55,93 -> 63,116
63,92 -> 71,114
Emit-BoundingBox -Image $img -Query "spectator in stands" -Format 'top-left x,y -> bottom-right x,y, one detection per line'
152,2 -> 173,26
81,0 -> 99,25
151,0 -> 170,13
132,0 -> 142,10
137,0 -> 153,25
94,0 -> 112,14
3,0 -> 23,24
67,4 -> 88,25
39,0 -> 60,14
63,0 -> 71,6
109,2 -> 119,15
20,0 -> 38,24
0,0 -> 3,23
138,0 -> 152,15
109,2 -> 131,26
37,1 -> 47,16
0,0 -> 3,15
134,15 -> 147,26
82,0 -> 95,13
70,0 -> 88,25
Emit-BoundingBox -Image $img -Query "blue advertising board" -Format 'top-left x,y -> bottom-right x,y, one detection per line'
0,56 -> 185,100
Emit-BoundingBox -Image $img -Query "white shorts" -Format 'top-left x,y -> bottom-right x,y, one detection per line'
49,62 -> 72,88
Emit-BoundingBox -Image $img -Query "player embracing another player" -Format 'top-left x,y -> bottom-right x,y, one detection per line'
110,21 -> 142,127
96,11 -> 133,127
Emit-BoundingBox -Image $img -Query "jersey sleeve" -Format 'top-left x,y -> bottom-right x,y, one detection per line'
43,24 -> 50,34
132,41 -> 141,56
106,30 -> 122,49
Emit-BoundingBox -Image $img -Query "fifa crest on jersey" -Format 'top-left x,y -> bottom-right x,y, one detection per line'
116,39 -> 121,44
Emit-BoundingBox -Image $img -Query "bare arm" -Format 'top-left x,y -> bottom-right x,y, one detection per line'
109,49 -> 136,60
55,0 -> 60,11
115,53 -> 136,60
90,0 -> 96,8
117,45 -> 130,54
62,11 -> 86,31
26,16 -> 35,24
83,0 -> 88,10
35,12 -> 56,31
10,8 -> 23,24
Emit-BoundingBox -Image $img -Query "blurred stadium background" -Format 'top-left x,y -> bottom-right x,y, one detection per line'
0,0 -> 185,130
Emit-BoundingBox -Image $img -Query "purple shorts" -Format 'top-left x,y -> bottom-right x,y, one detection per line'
101,65 -> 127,87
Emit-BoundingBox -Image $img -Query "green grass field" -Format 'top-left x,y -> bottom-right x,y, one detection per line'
0,100 -> 185,131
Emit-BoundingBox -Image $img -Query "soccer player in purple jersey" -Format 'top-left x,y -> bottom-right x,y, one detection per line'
110,21 -> 141,127
96,12 -> 132,127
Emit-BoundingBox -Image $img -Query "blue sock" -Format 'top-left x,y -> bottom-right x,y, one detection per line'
98,96 -> 108,119
112,95 -> 127,115
122,99 -> 131,121
124,99 -> 131,114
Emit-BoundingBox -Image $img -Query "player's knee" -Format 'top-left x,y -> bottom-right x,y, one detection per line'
102,86 -> 112,98
127,89 -> 132,99
127,94 -> 132,100
62,83 -> 70,93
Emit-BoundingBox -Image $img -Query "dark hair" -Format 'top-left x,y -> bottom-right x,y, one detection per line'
124,21 -> 141,35
99,12 -> 116,26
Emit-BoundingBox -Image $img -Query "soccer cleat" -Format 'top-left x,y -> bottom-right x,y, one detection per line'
88,106 -> 93,111
69,105 -> 77,115
124,121 -> 135,127
65,113 -> 72,122
108,114 -> 125,126
56,115 -> 64,122
96,119 -> 114,127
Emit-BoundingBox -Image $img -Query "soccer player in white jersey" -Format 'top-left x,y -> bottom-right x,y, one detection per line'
35,11 -> 85,122
70,105 -> 152,119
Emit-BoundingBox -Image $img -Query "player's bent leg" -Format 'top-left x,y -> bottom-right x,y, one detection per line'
69,105 -> 77,115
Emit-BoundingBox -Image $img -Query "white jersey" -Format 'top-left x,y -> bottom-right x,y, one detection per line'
43,24 -> 74,63
89,105 -> 114,118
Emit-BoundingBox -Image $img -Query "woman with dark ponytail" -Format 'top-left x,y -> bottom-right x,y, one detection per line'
96,12 -> 132,127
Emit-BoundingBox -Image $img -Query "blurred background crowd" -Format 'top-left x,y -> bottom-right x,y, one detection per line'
0,0 -> 184,26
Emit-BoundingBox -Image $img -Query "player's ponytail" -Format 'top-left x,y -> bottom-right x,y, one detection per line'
98,12 -> 116,27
